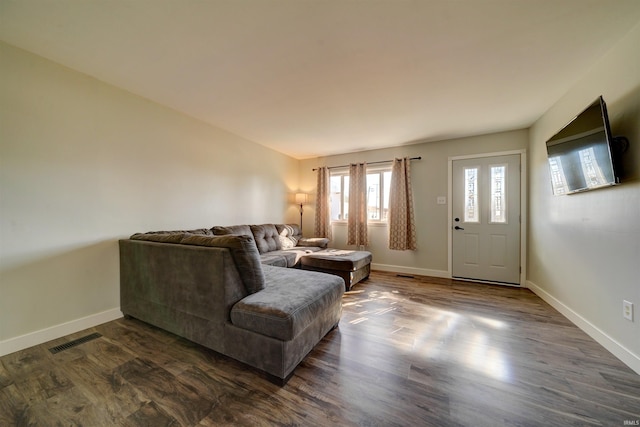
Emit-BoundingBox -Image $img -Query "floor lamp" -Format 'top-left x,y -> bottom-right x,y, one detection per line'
295,193 -> 308,230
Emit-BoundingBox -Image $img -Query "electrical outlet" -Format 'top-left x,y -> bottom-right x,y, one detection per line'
437,196 -> 447,205
623,300 -> 634,321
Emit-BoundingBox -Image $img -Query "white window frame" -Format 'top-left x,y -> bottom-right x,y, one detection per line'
330,165 -> 392,225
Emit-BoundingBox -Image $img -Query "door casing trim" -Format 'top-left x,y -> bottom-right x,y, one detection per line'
447,149 -> 527,287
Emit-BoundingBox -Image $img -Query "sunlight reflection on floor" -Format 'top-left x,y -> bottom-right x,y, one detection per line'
413,307 -> 512,381
342,288 -> 513,382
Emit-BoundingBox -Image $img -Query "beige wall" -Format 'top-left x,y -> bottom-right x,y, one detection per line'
0,42 -> 299,352
528,23 -> 640,371
299,130 -> 528,276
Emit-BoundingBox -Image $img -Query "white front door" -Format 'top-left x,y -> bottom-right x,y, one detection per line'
452,154 -> 521,285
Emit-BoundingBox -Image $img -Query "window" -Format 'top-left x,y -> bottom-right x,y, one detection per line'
330,168 -> 392,222
330,174 -> 348,221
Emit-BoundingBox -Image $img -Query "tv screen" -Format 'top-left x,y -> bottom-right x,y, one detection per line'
545,96 -> 618,195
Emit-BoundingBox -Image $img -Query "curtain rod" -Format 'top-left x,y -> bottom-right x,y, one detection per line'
312,156 -> 421,171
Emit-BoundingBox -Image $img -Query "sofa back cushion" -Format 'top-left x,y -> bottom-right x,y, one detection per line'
133,228 -> 211,236
250,224 -> 282,254
130,232 -> 186,243
180,234 -> 265,294
211,224 -> 252,237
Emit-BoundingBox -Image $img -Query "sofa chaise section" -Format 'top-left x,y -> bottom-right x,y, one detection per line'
119,233 -> 344,383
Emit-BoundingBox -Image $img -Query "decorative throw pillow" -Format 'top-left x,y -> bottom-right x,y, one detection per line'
278,224 -> 299,249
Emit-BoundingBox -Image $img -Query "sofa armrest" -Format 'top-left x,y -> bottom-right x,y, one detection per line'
119,239 -> 248,354
298,237 -> 330,249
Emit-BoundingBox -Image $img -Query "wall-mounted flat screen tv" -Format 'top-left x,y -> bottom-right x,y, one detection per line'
545,96 -> 619,195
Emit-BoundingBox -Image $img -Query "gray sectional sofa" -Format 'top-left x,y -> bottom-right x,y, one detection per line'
119,224 -> 348,384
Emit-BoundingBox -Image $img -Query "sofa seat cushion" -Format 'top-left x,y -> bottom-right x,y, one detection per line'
290,246 -> 323,253
259,252 -> 291,268
230,265 -> 344,341
260,247 -> 325,268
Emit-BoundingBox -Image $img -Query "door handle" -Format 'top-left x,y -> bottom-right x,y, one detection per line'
454,226 -> 464,230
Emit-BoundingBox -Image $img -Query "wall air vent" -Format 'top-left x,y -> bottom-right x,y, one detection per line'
48,332 -> 102,354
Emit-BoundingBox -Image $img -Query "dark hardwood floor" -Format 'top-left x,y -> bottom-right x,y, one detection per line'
1,271 -> 639,426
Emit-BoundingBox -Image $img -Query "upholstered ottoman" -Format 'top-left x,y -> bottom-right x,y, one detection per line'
301,250 -> 372,291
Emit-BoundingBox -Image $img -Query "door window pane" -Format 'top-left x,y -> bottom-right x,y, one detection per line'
464,167 -> 479,223
490,165 -> 507,223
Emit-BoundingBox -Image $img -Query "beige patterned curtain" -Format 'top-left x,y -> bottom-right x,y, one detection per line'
347,162 -> 369,246
388,157 -> 417,250
314,166 -> 332,239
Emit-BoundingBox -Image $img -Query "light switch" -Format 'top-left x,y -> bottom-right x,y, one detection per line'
437,196 -> 447,205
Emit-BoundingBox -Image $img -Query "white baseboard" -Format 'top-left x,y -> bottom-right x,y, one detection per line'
371,263 -> 450,279
526,280 -> 640,375
0,308 -> 123,357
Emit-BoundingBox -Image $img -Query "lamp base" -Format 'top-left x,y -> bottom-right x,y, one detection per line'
299,205 -> 303,231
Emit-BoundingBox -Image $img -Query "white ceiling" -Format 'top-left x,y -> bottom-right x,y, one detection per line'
2,1 -> 640,159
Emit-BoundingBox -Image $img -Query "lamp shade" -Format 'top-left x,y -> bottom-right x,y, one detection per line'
295,193 -> 308,204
